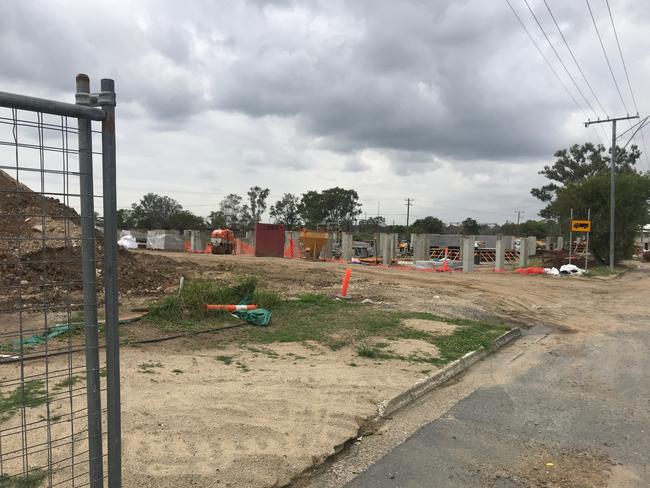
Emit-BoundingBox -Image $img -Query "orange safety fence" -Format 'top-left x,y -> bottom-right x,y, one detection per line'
183,240 -> 213,254
234,238 -> 255,256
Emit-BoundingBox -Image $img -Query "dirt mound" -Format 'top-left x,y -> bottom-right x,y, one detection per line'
1,169 -> 187,309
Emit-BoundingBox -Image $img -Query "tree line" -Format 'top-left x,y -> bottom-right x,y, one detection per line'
115,141 -> 650,263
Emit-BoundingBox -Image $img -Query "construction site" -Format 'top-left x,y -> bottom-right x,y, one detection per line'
3,153 -> 649,487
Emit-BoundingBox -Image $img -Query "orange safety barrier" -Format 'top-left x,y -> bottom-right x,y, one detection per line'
234,238 -> 255,256
339,268 -> 352,297
203,304 -> 258,312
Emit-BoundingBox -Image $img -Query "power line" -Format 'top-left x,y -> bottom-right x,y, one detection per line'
603,0 -> 649,170
605,0 -> 639,114
542,0 -> 608,118
585,0 -> 630,115
504,0 -> 588,119
523,0 -> 599,119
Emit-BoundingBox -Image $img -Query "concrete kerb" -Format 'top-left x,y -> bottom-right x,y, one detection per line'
375,327 -> 522,419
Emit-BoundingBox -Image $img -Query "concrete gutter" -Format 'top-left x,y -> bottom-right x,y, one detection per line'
375,327 -> 522,419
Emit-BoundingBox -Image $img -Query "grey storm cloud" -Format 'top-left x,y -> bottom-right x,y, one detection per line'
1,0 -> 648,222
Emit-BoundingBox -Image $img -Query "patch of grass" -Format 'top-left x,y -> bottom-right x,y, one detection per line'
53,375 -> 82,390
0,381 -> 48,423
215,355 -> 234,365
138,362 -> 163,374
584,265 -> 626,277
0,469 -> 47,487
146,277 -> 280,331
419,369 -> 432,375
357,345 -> 397,360
171,369 -> 184,375
347,362 -> 359,367
236,361 -> 250,372
99,367 -> 107,378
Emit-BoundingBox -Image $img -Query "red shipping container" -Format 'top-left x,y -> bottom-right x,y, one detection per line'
255,223 -> 286,258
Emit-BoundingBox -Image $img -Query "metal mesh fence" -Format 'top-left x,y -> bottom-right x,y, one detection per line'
0,77 -> 119,488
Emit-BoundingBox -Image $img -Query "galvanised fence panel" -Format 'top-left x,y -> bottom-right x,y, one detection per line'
0,75 -> 120,488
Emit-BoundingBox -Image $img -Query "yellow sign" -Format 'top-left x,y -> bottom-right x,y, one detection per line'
571,220 -> 592,232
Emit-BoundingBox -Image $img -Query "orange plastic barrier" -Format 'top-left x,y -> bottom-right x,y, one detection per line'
514,267 -> 545,275
340,268 -> 352,297
203,304 -> 258,312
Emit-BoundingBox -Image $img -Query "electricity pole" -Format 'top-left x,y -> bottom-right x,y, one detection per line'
405,198 -> 414,227
515,210 -> 524,225
584,114 -> 639,271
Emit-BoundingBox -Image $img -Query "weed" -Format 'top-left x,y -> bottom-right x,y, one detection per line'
347,362 -> 359,367
171,369 -> 184,375
357,345 -> 396,360
99,368 -> 107,378
419,369 -> 432,375
215,355 -> 234,365
236,362 -> 250,372
0,381 -> 48,423
0,469 -> 47,487
138,362 -> 163,374
53,376 -> 82,390
146,277 -> 280,330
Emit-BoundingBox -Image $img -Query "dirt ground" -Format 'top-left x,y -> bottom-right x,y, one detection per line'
3,251 -> 647,487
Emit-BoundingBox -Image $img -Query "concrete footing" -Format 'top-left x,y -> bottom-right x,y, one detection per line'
495,235 -> 505,271
380,233 -> 396,266
557,236 -> 564,250
462,235 -> 475,272
341,232 -> 353,262
519,237 -> 529,267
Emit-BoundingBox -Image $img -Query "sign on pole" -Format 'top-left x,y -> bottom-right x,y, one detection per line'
571,220 -> 592,232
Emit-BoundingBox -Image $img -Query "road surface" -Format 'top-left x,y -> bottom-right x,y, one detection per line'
296,266 -> 650,488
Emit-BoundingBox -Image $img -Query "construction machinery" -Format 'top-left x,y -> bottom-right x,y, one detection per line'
210,228 -> 236,254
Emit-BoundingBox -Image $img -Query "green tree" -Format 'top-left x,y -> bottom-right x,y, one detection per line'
358,216 -> 386,234
206,210 -> 226,229
168,210 -> 206,232
531,142 -> 640,218
461,217 -> 480,235
549,172 -> 650,263
245,186 -> 270,226
116,208 -> 134,228
410,216 -> 444,234
299,187 -> 362,229
270,193 -> 302,229
130,193 -> 183,229
218,194 -> 245,230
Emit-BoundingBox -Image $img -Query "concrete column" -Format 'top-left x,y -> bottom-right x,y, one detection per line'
545,237 -> 552,251
413,234 -> 429,261
321,232 -> 333,260
341,232 -> 353,262
461,235 -> 475,272
527,236 -> 537,256
557,236 -> 564,250
495,235 -> 505,271
381,233 -> 395,266
519,238 -> 529,267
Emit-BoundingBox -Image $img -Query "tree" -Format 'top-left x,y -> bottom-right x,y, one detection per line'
246,186 -> 270,226
531,142 -> 640,218
116,208 -> 134,228
461,217 -> 480,235
168,210 -> 206,232
218,194 -> 245,230
270,193 -> 302,229
206,210 -> 226,229
549,172 -> 650,263
358,216 -> 386,234
410,216 -> 444,234
299,187 -> 362,229
130,193 -> 182,229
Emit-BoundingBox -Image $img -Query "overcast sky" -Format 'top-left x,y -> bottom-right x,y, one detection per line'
2,0 -> 649,224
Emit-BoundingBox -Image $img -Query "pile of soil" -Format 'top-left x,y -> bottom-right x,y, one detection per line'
0,169 -> 186,309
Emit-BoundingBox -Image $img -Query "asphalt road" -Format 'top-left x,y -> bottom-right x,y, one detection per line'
345,316 -> 649,486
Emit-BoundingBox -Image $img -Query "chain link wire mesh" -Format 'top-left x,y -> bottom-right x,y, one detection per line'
0,99 -> 110,487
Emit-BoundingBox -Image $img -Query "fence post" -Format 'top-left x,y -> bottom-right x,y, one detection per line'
76,73 -> 104,488
100,78 -> 122,488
